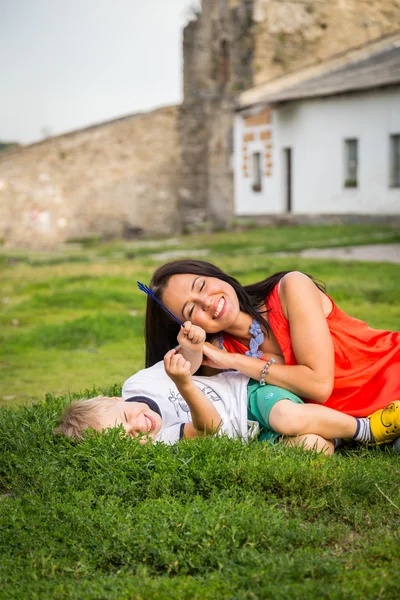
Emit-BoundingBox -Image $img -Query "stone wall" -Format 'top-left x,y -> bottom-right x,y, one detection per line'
252,0 -> 400,85
179,0 -> 255,230
0,105 -> 181,249
3,1 -> 399,248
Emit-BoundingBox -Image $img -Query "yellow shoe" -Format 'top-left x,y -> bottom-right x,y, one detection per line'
369,401 -> 400,444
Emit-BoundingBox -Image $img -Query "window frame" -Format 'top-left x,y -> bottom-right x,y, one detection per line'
389,133 -> 400,188
251,151 -> 262,193
344,138 -> 358,188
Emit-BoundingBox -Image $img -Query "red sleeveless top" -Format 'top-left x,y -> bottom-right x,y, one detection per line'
221,284 -> 400,417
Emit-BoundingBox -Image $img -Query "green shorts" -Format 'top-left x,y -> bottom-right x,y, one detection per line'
247,380 -> 304,444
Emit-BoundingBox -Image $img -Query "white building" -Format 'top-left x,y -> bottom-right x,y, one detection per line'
234,35 -> 400,216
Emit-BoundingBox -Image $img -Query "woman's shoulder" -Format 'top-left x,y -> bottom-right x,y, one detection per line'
265,271 -> 307,304
278,271 -> 322,296
278,271 -> 333,317
279,271 -> 310,288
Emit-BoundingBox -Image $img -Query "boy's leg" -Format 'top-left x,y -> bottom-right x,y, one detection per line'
247,383 -> 304,445
273,399 -> 400,444
247,383 -> 336,453
247,382 -> 357,442
269,400 -> 359,440
248,381 -> 400,445
283,434 -> 334,455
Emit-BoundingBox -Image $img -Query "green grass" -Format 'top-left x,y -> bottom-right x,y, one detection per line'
1,402 -> 399,599
1,224 -> 399,405
0,224 -> 399,598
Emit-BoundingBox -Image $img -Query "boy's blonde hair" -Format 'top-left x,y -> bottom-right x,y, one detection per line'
54,396 -> 118,439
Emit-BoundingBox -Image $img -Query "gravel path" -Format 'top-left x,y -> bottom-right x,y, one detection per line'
151,243 -> 400,263
275,243 -> 400,263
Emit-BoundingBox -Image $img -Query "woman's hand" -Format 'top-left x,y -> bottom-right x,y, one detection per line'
202,343 -> 286,382
201,342 -> 233,370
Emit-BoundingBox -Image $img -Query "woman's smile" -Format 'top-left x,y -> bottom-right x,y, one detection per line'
212,296 -> 226,319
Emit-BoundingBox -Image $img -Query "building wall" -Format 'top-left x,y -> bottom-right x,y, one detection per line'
0,106 -> 181,249
180,0 -> 400,228
234,107 -> 280,214
234,87 -> 400,215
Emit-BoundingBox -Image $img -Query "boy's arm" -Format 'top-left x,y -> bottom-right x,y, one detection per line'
177,321 -> 206,374
164,349 -> 222,436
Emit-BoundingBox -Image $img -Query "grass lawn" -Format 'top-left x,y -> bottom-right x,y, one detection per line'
0,224 -> 399,599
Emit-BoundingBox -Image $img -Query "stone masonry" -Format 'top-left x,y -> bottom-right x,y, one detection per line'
0,105 -> 182,249
252,0 -> 400,85
2,1 -> 400,248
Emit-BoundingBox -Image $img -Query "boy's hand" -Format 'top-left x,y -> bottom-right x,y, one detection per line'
177,321 -> 206,353
164,349 -> 193,388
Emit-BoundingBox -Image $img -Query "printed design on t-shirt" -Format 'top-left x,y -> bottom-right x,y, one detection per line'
168,384 -> 223,417
168,390 -> 191,418
196,383 -> 223,405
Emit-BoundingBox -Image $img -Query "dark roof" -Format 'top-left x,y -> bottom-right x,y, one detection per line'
242,44 -> 400,107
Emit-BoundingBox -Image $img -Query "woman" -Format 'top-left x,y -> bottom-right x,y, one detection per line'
145,260 -> 400,420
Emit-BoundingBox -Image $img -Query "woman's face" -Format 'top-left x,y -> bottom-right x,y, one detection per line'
161,273 -> 240,333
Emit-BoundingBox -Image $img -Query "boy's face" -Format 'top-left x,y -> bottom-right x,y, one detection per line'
98,398 -> 162,442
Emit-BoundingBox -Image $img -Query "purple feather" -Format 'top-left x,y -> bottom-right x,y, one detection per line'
137,281 -> 183,326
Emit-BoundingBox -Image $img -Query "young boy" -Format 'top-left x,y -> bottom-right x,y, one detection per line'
55,326 -> 400,453
55,350 -> 263,444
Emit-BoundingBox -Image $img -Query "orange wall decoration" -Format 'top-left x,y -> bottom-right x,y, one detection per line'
242,110 -> 274,179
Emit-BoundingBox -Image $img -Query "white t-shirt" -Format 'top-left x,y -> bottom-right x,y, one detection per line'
122,361 -> 259,444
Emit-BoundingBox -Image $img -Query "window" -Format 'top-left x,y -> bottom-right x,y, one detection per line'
390,134 -> 400,188
344,139 -> 358,187
252,152 -> 262,192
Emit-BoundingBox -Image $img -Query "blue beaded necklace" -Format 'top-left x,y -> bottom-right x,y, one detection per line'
245,320 -> 264,358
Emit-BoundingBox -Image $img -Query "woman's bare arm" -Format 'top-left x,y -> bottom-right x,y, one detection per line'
202,272 -> 335,402
278,271 -> 334,400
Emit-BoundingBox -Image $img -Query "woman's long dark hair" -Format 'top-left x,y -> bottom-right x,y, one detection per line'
145,259 -> 325,367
